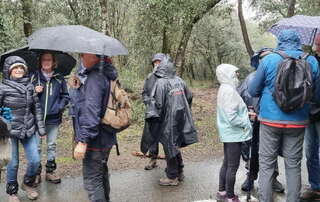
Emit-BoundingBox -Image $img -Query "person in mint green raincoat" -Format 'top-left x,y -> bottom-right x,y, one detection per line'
215,64 -> 252,202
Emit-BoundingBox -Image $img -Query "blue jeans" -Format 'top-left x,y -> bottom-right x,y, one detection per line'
37,124 -> 59,161
305,121 -> 320,191
7,135 -> 40,183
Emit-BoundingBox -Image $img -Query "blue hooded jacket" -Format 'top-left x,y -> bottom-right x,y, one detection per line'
248,30 -> 319,125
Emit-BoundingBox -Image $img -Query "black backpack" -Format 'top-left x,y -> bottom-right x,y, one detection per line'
273,50 -> 313,113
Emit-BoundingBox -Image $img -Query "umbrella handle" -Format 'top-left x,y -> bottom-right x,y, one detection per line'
38,73 -> 41,86
99,45 -> 107,75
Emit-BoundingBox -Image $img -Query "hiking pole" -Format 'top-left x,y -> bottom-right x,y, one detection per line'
247,106 -> 255,202
246,139 -> 252,202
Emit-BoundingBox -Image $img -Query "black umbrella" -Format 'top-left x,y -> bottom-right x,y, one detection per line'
0,46 -> 76,76
28,25 -> 128,56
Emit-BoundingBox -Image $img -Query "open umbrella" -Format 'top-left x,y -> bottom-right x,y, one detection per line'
28,25 -> 128,56
0,46 -> 76,76
268,15 -> 320,46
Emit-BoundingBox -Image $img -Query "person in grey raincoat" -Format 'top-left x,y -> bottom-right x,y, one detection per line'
141,55 -> 198,186
142,53 -> 165,170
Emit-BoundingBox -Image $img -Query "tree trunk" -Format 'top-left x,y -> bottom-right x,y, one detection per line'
238,0 -> 254,57
162,26 -> 170,54
175,25 -> 193,77
99,0 -> 110,35
174,0 -> 221,77
21,0 -> 32,37
67,0 -> 80,24
287,0 -> 296,17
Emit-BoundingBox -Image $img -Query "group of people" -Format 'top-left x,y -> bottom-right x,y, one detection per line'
0,52 -> 121,202
1,28 -> 320,202
1,52 -> 68,202
215,30 -> 320,202
0,48 -> 198,202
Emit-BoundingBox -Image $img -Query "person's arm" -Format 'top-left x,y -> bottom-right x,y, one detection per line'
58,77 -> 70,111
77,73 -> 108,143
182,80 -> 193,106
308,56 -> 320,102
142,77 -> 150,104
221,90 -> 249,128
32,88 -> 46,136
146,80 -> 165,120
248,60 -> 267,97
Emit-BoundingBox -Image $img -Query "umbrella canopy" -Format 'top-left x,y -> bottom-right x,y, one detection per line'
28,25 -> 128,56
0,46 -> 76,76
268,15 -> 320,46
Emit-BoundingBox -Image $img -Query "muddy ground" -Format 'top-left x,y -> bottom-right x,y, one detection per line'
0,87 -> 222,182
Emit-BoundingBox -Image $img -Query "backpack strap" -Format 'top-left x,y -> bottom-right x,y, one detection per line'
274,50 -> 293,59
300,53 -> 309,60
106,79 -> 117,110
259,50 -> 273,58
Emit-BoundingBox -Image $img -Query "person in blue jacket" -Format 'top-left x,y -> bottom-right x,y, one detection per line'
248,29 -> 319,202
33,52 -> 69,184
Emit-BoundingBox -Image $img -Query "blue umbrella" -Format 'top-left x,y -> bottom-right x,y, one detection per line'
268,15 -> 320,46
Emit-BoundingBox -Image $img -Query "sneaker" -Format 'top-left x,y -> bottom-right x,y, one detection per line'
225,195 -> 241,202
8,194 -> 20,202
46,172 -> 61,184
21,183 -> 39,200
159,177 -> 179,186
241,176 -> 254,192
178,172 -> 185,181
144,159 -> 157,170
34,175 -> 41,186
272,178 -> 285,193
300,189 -> 320,201
216,191 -> 227,202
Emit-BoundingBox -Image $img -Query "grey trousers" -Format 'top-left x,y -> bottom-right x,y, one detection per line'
83,149 -> 111,202
258,124 -> 304,202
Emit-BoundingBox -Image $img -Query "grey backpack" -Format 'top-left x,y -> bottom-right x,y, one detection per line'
273,51 -> 313,113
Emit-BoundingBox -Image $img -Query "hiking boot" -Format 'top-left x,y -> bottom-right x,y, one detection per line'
300,189 -> 320,201
159,177 -> 179,186
225,195 -> 241,202
216,191 -> 227,202
8,194 -> 20,202
178,172 -> 185,181
241,176 -> 254,192
34,175 -> 41,186
21,183 -> 39,200
272,178 -> 285,193
144,159 -> 157,170
46,172 -> 61,184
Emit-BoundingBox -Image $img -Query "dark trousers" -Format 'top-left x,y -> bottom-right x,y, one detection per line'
166,151 -> 184,179
149,143 -> 159,160
83,149 -> 111,202
219,142 -> 242,198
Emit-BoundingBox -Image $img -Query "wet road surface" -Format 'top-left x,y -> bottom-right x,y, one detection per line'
0,157 -> 309,202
